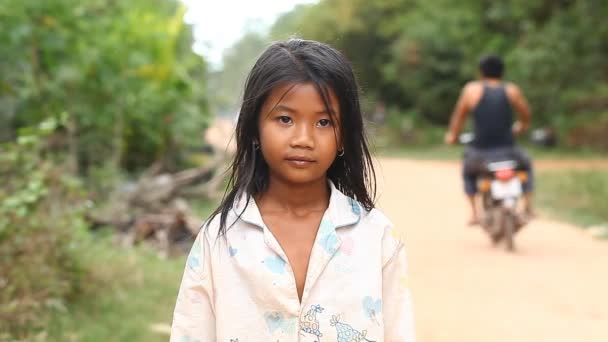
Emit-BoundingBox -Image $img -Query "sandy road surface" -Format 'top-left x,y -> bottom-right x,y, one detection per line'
375,158 -> 608,342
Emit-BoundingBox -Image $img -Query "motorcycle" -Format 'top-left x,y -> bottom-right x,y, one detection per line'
459,133 -> 529,251
477,160 -> 529,251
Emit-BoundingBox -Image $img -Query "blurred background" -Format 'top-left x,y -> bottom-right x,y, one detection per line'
1,0 -> 606,341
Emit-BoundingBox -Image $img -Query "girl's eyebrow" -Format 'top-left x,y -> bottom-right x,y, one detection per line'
273,104 -> 337,115
272,104 -> 297,113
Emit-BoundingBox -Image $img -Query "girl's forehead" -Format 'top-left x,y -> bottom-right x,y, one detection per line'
262,82 -> 340,114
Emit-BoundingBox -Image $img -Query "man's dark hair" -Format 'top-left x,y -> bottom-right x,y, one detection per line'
479,55 -> 504,78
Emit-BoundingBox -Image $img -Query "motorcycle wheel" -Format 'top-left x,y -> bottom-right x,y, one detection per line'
489,207 -> 503,245
503,212 -> 516,252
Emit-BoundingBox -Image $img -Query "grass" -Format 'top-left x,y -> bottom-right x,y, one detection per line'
45,231 -> 186,341
377,143 -> 607,161
190,197 -> 219,219
40,198 -> 218,342
536,170 -> 608,232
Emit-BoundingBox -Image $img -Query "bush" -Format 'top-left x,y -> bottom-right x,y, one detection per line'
0,117 -> 90,338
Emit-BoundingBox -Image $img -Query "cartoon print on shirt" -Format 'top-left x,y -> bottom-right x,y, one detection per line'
264,311 -> 296,334
362,296 -> 382,325
263,254 -> 287,274
317,218 -> 339,254
300,304 -> 324,339
186,236 -> 201,269
330,315 -> 375,342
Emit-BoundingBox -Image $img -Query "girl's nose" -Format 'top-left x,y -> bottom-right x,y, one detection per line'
290,124 -> 315,149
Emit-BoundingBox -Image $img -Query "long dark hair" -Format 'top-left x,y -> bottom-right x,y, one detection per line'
208,39 -> 376,237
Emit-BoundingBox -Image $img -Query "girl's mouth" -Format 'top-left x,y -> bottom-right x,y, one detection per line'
285,156 -> 316,167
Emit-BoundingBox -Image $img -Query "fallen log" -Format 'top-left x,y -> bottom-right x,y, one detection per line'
86,154 -> 227,257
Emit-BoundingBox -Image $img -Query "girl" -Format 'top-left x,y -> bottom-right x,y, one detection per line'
171,39 -> 414,342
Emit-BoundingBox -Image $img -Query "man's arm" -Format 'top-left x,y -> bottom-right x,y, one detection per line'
445,84 -> 472,144
506,84 -> 532,135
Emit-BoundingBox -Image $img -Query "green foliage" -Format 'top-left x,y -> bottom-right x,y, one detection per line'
537,170 -> 608,228
0,113 -> 219,338
271,0 -> 413,105
267,0 -> 608,149
43,195 -> 219,340
0,117 -> 90,338
0,1 -> 212,337
506,1 -> 608,125
46,233 -> 186,342
0,0 -> 210,172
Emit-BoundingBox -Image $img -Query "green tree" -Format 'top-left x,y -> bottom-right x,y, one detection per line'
0,0 -> 210,172
268,0 -> 608,149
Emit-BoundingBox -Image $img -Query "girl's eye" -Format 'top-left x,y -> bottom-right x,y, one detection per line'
278,116 -> 292,124
317,119 -> 332,127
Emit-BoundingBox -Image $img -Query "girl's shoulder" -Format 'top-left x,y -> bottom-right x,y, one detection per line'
355,205 -> 406,262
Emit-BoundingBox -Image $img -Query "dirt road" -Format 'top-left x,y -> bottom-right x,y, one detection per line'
375,158 -> 608,342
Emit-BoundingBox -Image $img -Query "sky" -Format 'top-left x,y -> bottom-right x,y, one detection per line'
180,0 -> 318,68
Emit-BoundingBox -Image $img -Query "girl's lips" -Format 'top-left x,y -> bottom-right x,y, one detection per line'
285,157 -> 316,167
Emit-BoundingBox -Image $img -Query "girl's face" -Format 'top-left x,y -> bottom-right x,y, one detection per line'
258,82 -> 341,186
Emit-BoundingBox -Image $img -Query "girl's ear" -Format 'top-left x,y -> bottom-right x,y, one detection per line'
333,124 -> 343,154
337,132 -> 344,157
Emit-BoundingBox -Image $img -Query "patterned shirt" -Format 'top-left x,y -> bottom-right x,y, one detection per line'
171,182 -> 415,341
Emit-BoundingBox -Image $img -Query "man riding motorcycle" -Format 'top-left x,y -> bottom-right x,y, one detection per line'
444,55 -> 534,226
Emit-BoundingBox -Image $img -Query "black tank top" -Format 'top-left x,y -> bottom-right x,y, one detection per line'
472,83 -> 515,149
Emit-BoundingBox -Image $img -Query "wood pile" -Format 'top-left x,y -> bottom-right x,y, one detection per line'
87,155 -> 227,257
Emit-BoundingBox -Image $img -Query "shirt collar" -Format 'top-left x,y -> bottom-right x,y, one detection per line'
232,180 -> 362,230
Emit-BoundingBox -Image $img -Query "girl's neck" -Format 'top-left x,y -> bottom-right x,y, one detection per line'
256,176 -> 330,213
